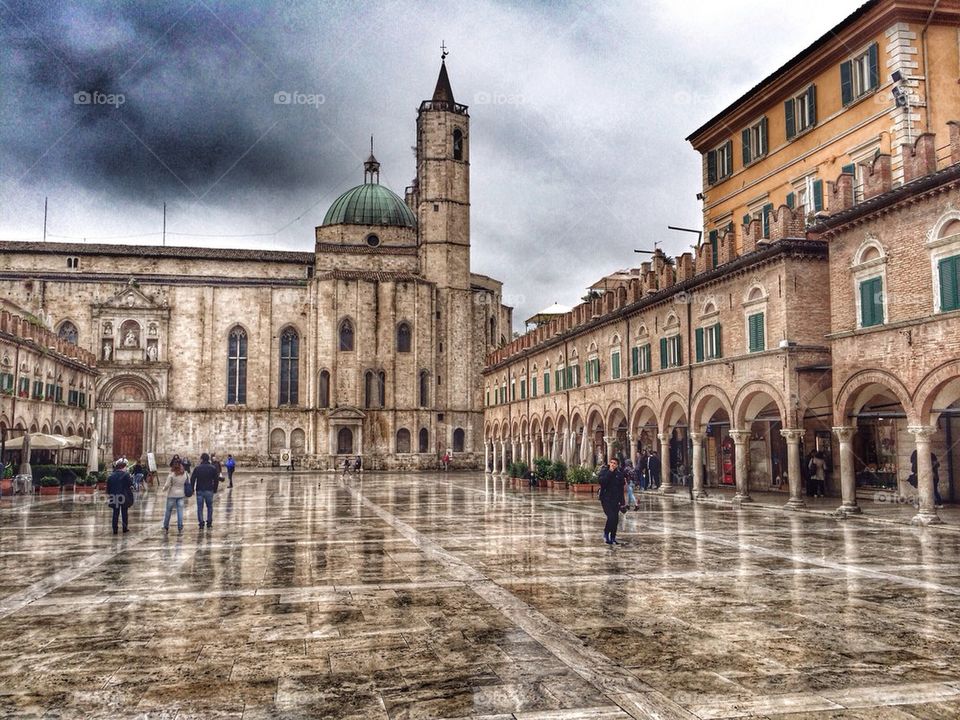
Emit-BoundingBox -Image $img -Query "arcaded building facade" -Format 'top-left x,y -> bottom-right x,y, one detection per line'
0,61 -> 511,470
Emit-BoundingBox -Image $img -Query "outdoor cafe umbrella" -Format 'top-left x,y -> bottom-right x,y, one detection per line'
4,433 -> 70,451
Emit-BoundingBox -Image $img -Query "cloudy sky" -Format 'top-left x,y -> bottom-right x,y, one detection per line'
1,0 -> 863,329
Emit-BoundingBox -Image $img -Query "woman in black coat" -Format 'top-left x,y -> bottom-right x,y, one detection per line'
598,458 -> 627,545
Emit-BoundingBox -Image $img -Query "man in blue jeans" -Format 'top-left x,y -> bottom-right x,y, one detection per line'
190,453 -> 219,529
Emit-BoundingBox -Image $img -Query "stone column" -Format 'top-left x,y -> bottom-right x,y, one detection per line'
833,426 -> 860,514
780,429 -> 805,510
500,440 -> 508,475
690,431 -> 706,499
729,430 -> 752,503
658,432 -> 674,494
484,441 -> 490,473
909,425 -> 942,525
530,436 -> 536,464
604,435 -> 614,463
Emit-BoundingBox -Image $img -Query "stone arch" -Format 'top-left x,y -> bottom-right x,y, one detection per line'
852,235 -> 888,266
691,385 -> 734,431
835,369 -> 914,426
630,399 -> 659,431
584,404 -> 605,429
269,428 -> 286,452
66,423 -> 74,436
291,428 -> 306,455
927,206 -> 960,242
743,282 -> 768,304
53,422 -> 64,435
41,421 -> 50,433
734,381 -> 787,428
97,373 -> 159,403
660,393 -> 688,430
914,359 -> 960,424
605,401 -> 628,432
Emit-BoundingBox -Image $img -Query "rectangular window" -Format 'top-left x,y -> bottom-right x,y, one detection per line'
859,276 -> 884,327
532,377 -> 537,398
640,344 -> 651,373
18,377 -> 29,396
585,359 -> 593,385
0,373 -> 13,393
611,351 -> 620,380
486,390 -> 490,406
939,255 -> 960,312
631,346 -> 639,375
741,117 -> 767,165
696,324 -> 722,362
748,312 -> 765,352
68,389 -> 79,406
555,368 -> 563,391
520,379 -> 526,400
544,372 -> 550,394
55,385 -> 63,403
706,139 -> 733,185
761,203 -> 774,238
785,85 -> 817,140
32,380 -> 43,400
661,336 -> 682,368
510,381 -> 516,401
841,43 -> 879,106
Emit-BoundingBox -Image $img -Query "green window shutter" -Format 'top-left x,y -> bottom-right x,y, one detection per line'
842,163 -> 855,177
644,345 -> 651,372
762,203 -> 774,237
612,353 -> 620,380
714,323 -> 722,359
840,60 -> 853,105
806,84 -> 816,126
695,327 -> 704,362
748,313 -> 764,352
940,256 -> 960,311
724,140 -> 733,175
813,179 -> 823,212
860,277 -> 883,327
759,117 -> 768,155
742,213 -> 752,226
741,128 -> 751,165
631,347 -> 639,375
707,150 -> 717,185
544,373 -> 550,394
867,42 -> 879,91
784,98 -> 796,140
709,229 -> 718,268
659,337 -> 668,369
786,192 -> 795,209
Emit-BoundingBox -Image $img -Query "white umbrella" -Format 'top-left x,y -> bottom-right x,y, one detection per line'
87,428 -> 99,474
5,433 -> 69,450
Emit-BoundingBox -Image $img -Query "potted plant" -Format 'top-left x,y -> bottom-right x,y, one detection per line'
75,472 -> 97,494
38,476 -> 60,496
57,467 -> 77,491
95,471 -> 107,492
567,465 -> 599,494
547,461 -> 567,488
510,461 -> 528,484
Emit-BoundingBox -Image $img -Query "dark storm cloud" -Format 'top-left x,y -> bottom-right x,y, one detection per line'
0,0 -> 866,326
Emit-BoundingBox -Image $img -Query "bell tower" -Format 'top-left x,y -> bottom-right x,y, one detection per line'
416,52 -> 475,443
417,55 -> 470,290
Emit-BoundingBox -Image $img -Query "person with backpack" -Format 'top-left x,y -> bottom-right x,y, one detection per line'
808,451 -> 827,498
225,454 -> 237,487
106,458 -> 135,535
598,457 -> 627,545
162,459 -> 189,534
190,453 -> 220,530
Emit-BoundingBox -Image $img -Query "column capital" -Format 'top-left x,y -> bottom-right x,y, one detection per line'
657,432 -> 671,444
603,435 -> 613,443
832,425 -> 856,442
729,429 -> 751,443
779,428 -> 803,443
907,424 -> 937,441
689,431 -> 705,443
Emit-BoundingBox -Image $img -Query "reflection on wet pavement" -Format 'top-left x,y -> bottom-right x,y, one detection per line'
1,471 -> 960,719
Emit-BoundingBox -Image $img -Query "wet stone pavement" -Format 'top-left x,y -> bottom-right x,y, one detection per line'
1,472 -> 960,719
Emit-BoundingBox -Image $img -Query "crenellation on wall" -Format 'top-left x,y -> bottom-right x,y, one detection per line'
902,133 -> 937,183
860,153 -> 892,200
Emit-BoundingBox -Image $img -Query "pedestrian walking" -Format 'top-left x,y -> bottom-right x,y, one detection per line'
225,454 -> 236,487
624,460 -> 638,510
598,457 -> 627,545
442,451 -> 451,472
647,449 -> 661,490
808,451 -> 827,497
353,455 -> 362,475
106,458 -> 134,535
190,453 -> 220,530
162,460 -> 188,534
342,457 -> 351,477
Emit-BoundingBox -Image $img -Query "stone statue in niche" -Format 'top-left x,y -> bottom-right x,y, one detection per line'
126,294 -> 135,307
102,322 -> 113,336
146,342 -> 158,362
148,323 -> 157,336
123,330 -> 137,348
102,342 -> 113,361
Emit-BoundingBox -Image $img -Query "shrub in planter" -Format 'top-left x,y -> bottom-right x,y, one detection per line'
57,467 -> 78,487
513,461 -> 528,479
549,461 -> 567,481
38,476 -> 60,495
566,465 -> 594,484
78,472 -> 98,486
533,457 -> 552,480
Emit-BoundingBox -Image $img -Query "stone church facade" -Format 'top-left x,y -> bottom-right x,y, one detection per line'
0,61 -> 511,470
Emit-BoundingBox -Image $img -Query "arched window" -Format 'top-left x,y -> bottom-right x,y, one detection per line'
337,427 -> 353,454
57,321 -> 78,345
338,318 -> 354,351
318,370 -> 331,408
453,128 -> 464,160
269,428 -> 286,452
453,427 -> 465,452
227,326 -> 247,405
396,428 -> 411,453
279,327 -> 299,405
397,322 -> 411,353
419,370 -> 429,407
364,371 -> 375,409
419,427 -> 429,453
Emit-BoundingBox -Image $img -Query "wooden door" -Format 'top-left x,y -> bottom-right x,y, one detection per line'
114,410 -> 144,460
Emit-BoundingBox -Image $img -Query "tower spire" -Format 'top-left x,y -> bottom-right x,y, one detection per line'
364,135 -> 380,184
432,45 -> 455,105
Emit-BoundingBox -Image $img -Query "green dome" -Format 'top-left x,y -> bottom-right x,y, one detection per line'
322,183 -> 417,229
